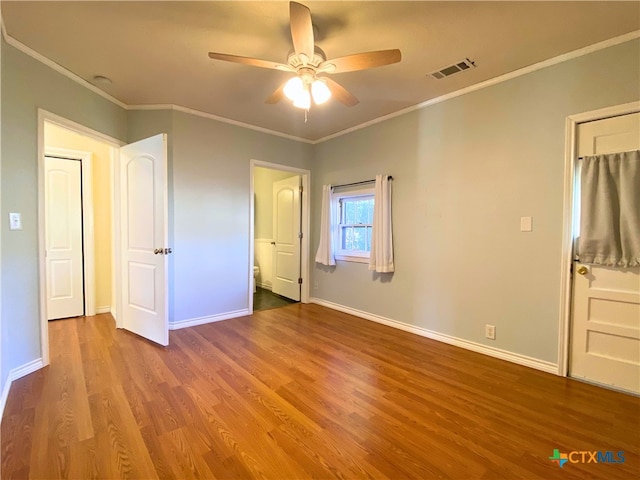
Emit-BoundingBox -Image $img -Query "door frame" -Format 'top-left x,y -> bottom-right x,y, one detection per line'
44,147 -> 95,318
37,109 -> 124,366
557,100 -> 640,376
249,160 -> 311,313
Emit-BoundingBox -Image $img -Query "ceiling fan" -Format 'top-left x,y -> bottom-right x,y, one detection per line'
208,1 -> 401,110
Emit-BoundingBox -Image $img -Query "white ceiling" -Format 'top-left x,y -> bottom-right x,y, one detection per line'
2,1 -> 639,141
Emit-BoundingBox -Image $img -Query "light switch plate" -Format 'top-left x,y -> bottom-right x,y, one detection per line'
520,216 -> 532,232
9,213 -> 22,230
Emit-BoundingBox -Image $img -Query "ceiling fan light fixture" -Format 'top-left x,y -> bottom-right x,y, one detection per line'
311,79 -> 331,104
283,76 -> 304,101
293,89 -> 311,109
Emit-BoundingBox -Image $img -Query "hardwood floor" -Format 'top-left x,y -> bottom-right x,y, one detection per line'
2,304 -> 639,479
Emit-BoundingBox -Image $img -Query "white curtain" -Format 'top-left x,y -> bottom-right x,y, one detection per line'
315,184 -> 336,266
578,150 -> 640,267
369,175 -> 394,273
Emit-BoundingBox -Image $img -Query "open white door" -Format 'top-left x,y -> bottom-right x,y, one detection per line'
570,112 -> 640,393
120,134 -> 169,346
45,157 -> 84,320
272,175 -> 301,301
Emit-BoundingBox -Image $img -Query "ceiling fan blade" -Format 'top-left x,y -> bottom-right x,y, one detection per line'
208,52 -> 292,71
323,49 -> 402,73
265,82 -> 287,104
289,1 -> 314,59
323,78 -> 359,107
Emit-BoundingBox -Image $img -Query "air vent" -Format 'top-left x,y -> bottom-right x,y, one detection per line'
428,58 -> 476,79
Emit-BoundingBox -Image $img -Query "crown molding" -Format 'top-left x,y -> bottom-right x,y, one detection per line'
128,104 -> 315,144
2,22 -> 638,146
314,29 -> 640,143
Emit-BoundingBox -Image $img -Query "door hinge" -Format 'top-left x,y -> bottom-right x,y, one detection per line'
298,232 -> 303,239
299,186 -> 303,194
298,277 -> 303,285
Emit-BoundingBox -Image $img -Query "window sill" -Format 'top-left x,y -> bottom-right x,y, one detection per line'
335,254 -> 369,264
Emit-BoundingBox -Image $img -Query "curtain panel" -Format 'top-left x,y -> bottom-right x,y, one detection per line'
578,150 -> 640,267
315,184 -> 336,266
369,175 -> 395,273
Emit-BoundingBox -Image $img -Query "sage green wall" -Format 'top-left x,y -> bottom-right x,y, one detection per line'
311,39 -> 640,364
170,111 -> 312,323
1,41 -> 127,380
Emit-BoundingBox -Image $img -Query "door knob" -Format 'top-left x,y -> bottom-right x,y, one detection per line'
271,241 -> 276,245
577,265 -> 589,275
154,248 -> 162,254
164,248 -> 172,254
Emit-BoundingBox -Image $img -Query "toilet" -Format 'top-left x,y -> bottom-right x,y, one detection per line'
253,265 -> 260,293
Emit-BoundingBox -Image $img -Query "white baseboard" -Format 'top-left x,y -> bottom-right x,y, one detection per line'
309,297 -> 558,375
256,282 -> 272,290
169,309 -> 250,330
0,375 -> 11,418
0,357 -> 45,420
0,376 -> 11,421
95,306 -> 110,314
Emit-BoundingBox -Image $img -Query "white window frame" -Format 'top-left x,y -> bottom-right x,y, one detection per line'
333,187 -> 374,263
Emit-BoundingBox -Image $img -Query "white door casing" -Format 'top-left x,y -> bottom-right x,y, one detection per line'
45,157 -> 84,320
271,175 -> 301,301
120,134 -> 169,346
569,112 -> 640,393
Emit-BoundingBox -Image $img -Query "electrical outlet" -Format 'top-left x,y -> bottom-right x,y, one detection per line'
485,324 -> 496,340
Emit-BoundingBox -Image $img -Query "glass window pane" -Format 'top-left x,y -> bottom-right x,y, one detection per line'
344,200 -> 354,224
353,226 -> 367,250
366,200 -> 374,223
341,196 -> 374,225
341,226 -> 352,250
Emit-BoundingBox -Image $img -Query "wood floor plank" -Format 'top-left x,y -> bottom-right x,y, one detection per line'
2,305 -> 639,479
155,427 -> 216,479
0,410 -> 35,477
50,318 -> 95,442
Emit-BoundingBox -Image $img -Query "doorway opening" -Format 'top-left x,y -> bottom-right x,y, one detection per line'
39,111 -> 170,361
38,110 -> 123,365
250,160 -> 311,313
44,124 -> 115,322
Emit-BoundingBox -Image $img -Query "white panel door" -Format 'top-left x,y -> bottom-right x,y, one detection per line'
45,157 -> 84,320
120,134 -> 169,346
570,112 -> 640,393
271,175 -> 301,301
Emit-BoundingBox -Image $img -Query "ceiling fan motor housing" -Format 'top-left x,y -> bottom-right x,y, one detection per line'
287,46 -> 327,70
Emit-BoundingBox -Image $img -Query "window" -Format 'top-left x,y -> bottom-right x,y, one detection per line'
333,188 -> 374,263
